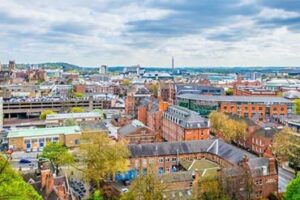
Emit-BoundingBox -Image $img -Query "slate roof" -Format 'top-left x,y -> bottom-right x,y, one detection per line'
164,105 -> 209,128
175,84 -> 224,95
177,94 -> 292,104
128,139 -> 265,168
118,120 -> 146,136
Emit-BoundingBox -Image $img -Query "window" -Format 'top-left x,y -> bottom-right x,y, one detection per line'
158,167 -> 164,175
142,159 -> 147,166
165,158 -> 170,162
75,139 -> 80,145
172,157 -> 177,163
159,158 -> 164,163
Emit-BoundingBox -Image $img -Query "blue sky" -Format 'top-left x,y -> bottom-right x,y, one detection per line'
1,0 -> 300,67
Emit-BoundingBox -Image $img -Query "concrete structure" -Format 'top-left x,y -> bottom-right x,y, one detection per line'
162,105 -> 210,141
99,65 -> 107,74
177,94 -> 293,118
3,97 -> 112,118
46,112 -> 102,126
7,126 -> 81,151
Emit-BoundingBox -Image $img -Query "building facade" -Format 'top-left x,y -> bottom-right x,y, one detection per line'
162,105 -> 210,141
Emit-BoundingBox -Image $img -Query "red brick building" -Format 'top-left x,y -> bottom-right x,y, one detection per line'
118,120 -> 156,144
162,105 -> 210,141
128,140 -> 278,200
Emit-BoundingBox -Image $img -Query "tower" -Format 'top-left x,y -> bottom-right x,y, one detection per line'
172,56 -> 174,71
99,65 -> 107,74
8,60 -> 15,71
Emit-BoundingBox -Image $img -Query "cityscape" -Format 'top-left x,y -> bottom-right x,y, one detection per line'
1,1 -> 300,200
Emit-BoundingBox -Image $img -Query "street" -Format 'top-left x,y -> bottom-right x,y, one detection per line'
278,167 -> 295,192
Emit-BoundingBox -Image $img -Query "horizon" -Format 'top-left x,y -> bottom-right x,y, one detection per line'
1,0 -> 300,66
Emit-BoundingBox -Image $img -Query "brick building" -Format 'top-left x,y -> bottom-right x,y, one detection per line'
118,120 -> 156,144
7,126 -> 81,151
233,86 -> 278,96
162,105 -> 210,141
128,139 -> 278,200
177,94 -> 293,119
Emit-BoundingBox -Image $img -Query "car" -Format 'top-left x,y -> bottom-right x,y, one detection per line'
121,188 -> 128,193
19,159 -> 31,164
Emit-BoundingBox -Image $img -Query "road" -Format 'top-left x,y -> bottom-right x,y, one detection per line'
278,167 -> 295,192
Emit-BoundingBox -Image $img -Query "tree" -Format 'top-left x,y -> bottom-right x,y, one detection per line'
67,88 -> 74,98
70,107 -> 85,113
122,78 -> 132,88
294,99 -> 300,115
272,128 -> 300,172
0,155 -> 42,200
120,167 -> 165,200
148,83 -> 158,97
195,175 -> 230,200
90,190 -> 104,200
75,92 -> 84,98
63,118 -> 78,126
41,142 -> 74,175
284,172 -> 300,200
209,111 -> 247,142
226,88 -> 233,96
40,109 -> 57,120
79,133 -> 129,188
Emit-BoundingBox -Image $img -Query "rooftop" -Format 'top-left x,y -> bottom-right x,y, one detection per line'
7,126 -> 81,138
46,112 -> 101,120
177,94 -> 292,104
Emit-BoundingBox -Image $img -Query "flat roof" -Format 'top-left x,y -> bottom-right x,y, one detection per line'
46,112 -> 101,120
7,126 -> 81,138
177,94 -> 292,104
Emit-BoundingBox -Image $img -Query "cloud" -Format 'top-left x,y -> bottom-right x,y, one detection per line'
0,0 -> 300,66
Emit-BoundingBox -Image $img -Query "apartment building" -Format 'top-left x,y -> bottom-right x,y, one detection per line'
162,105 -> 210,141
177,94 -> 293,119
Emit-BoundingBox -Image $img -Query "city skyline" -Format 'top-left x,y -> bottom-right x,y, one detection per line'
1,0 -> 300,67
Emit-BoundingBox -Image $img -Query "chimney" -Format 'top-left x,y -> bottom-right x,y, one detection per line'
41,169 -> 51,189
268,157 -> 277,175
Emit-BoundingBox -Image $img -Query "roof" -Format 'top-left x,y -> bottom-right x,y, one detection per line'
7,126 -> 81,138
118,120 -> 146,136
177,94 -> 292,104
46,112 -> 101,120
175,84 -> 224,95
283,90 -> 300,99
129,139 -> 256,164
164,105 -> 209,128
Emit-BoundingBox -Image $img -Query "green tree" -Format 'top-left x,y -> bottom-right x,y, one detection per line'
226,88 -> 233,96
195,175 -> 230,200
0,155 -> 42,200
294,99 -> 300,115
120,168 -> 165,200
209,111 -> 247,142
122,78 -> 132,88
272,128 -> 300,172
40,109 -> 57,120
90,190 -> 104,200
67,88 -> 74,98
79,133 -> 129,189
63,118 -> 78,126
70,107 -> 85,113
41,142 -> 74,175
284,173 -> 300,200
148,83 -> 158,97
75,92 -> 84,98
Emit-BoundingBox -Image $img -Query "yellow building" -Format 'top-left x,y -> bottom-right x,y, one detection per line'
7,126 -> 81,152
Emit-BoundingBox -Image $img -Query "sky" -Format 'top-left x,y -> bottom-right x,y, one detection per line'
1,0 -> 300,67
